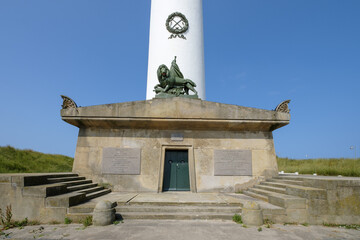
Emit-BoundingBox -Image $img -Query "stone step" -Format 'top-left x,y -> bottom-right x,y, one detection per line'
66,211 -> 237,222
46,173 -> 79,178
222,193 -> 286,215
275,176 -> 306,181
116,205 -> 241,214
23,183 -> 68,197
261,181 -> 327,200
78,186 -> 105,194
253,184 -> 286,194
23,173 -> 79,186
85,189 -> 111,201
67,183 -> 98,192
286,184 -> 327,200
248,188 -> 306,209
62,179 -> 93,187
119,212 -> 237,220
268,178 -> 305,186
242,190 -> 268,202
260,181 -> 288,189
48,176 -> 86,184
121,201 -> 240,207
68,204 -> 241,215
46,192 -> 86,207
68,206 -> 95,214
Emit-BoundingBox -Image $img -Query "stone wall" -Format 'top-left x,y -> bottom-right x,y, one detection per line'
303,178 -> 360,225
0,174 -> 64,222
73,128 -> 278,192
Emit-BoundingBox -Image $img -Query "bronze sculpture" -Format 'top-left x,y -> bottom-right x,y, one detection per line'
154,56 -> 198,98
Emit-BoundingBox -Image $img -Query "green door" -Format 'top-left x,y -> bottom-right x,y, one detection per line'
163,150 -> 190,191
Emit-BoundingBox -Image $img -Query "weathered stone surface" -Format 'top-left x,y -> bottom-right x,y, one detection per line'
61,98 -> 290,131
72,129 -> 278,192
102,148 -> 141,175
62,98 -> 289,193
242,201 -> 263,226
93,200 -> 116,226
214,150 -> 252,176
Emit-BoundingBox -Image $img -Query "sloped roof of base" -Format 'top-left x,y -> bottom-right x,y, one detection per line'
61,98 -> 290,132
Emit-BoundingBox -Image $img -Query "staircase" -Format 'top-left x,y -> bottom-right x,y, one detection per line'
22,173 -> 111,208
245,175 -> 328,201
242,175 -> 329,223
66,176 -> 326,223
68,195 -> 242,221
3,174 -> 359,224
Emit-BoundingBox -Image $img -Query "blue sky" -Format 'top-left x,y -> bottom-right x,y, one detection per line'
0,0 -> 359,159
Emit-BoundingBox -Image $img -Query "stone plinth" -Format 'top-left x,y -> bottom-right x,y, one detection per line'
61,98 -> 290,193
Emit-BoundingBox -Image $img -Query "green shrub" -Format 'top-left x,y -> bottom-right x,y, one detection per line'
232,214 -> 242,224
0,205 -> 13,229
81,216 -> 92,227
264,218 -> 273,228
64,217 -> 72,224
0,205 -> 37,231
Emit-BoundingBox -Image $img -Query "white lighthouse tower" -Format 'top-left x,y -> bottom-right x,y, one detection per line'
146,0 -> 205,100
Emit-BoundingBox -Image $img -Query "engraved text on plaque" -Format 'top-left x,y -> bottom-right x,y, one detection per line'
102,148 -> 141,175
214,150 -> 252,176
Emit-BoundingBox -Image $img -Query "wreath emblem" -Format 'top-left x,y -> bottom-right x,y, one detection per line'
166,12 -> 189,40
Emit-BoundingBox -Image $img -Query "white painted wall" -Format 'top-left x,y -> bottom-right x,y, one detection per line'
146,0 -> 205,100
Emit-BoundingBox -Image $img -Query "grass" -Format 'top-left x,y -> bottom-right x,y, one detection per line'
81,216 -> 92,227
0,146 -> 73,173
0,205 -> 40,232
64,217 -> 72,224
264,219 -> 273,228
232,214 -> 242,224
277,157 -> 360,177
323,222 -> 360,230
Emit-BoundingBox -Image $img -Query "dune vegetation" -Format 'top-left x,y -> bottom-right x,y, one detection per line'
277,157 -> 360,177
0,146 -> 73,173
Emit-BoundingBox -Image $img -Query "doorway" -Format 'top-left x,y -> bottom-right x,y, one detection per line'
163,150 -> 190,191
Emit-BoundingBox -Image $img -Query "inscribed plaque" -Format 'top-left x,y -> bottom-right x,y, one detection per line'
171,133 -> 184,141
214,150 -> 252,176
102,148 -> 141,175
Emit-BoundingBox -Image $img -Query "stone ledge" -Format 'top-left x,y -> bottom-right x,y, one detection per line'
61,98 -> 290,131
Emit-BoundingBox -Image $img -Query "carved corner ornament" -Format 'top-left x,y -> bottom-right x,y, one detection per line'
166,12 -> 189,40
275,100 -> 291,113
60,95 -> 78,109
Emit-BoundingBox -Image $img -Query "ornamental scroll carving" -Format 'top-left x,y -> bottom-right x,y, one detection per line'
275,100 -> 291,113
60,95 -> 78,109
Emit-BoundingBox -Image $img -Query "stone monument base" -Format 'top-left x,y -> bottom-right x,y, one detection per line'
154,92 -> 199,99
61,98 -> 290,193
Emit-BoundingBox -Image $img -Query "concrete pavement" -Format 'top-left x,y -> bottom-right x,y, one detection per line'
1,220 -> 359,240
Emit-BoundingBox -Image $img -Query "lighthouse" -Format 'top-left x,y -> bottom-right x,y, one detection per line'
146,0 -> 205,100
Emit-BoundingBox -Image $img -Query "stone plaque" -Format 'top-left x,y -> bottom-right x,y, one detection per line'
171,133 -> 184,141
214,150 -> 252,176
102,148 -> 141,175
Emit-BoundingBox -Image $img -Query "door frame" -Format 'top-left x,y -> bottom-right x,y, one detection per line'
158,145 -> 197,193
